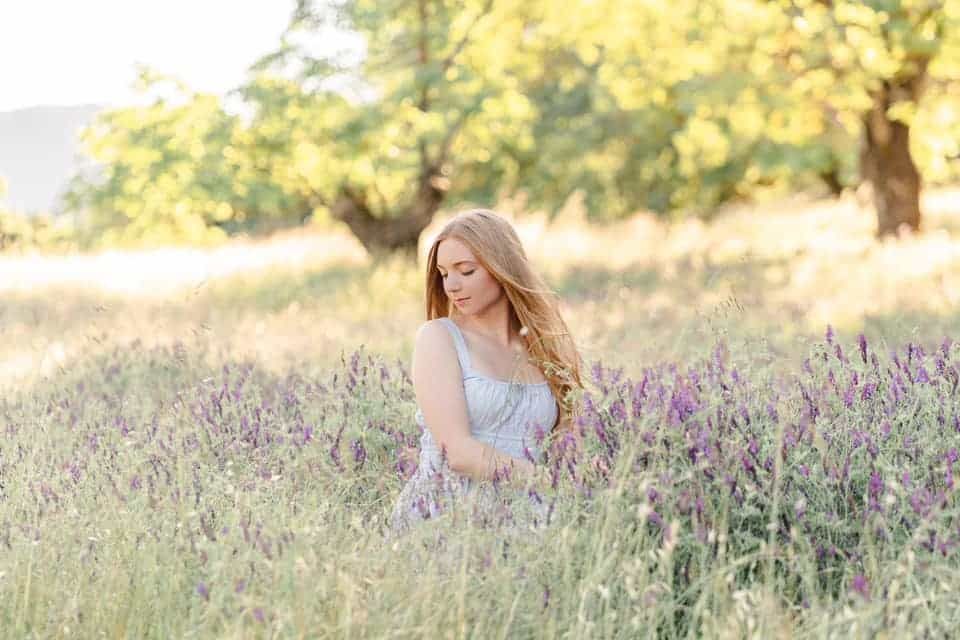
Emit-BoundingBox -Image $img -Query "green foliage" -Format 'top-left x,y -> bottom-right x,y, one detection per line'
0,210 -> 78,253
247,0 -> 543,215
0,177 -> 78,252
58,1 -> 960,248
65,71 -> 308,248
778,0 -> 960,181
516,0 -> 960,218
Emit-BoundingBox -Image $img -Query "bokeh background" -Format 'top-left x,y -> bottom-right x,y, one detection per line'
2,0 -> 960,389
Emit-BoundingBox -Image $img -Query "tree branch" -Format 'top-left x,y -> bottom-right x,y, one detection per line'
417,0 -> 430,113
433,93 -> 487,168
439,0 -> 496,76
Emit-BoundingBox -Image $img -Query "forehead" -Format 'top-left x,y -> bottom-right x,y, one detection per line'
436,237 -> 477,267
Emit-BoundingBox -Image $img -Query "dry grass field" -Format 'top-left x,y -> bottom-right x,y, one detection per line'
4,186 -> 960,392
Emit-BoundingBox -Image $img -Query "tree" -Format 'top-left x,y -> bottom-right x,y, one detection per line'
248,0 -> 543,255
505,0 -> 862,219
65,70 -> 304,246
780,0 -> 960,236
64,1 -> 960,248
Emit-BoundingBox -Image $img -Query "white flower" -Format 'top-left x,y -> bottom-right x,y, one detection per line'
519,326 -> 529,337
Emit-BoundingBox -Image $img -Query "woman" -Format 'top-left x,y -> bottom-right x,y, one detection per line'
390,208 -> 584,535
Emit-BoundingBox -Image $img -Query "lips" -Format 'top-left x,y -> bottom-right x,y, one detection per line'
454,297 -> 470,304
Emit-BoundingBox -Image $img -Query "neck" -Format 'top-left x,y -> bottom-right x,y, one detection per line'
451,297 -> 516,348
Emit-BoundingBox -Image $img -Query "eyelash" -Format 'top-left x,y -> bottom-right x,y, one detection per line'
441,270 -> 475,279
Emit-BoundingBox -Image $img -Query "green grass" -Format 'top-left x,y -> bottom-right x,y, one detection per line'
3,188 -> 960,637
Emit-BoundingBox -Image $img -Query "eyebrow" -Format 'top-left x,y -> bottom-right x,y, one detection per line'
437,260 -> 475,269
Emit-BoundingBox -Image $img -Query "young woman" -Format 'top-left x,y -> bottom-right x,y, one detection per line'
390,208 -> 584,534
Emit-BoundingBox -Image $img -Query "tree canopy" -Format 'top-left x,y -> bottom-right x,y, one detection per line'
64,0 -> 960,250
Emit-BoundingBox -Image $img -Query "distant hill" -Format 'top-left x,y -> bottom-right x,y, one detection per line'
0,104 -> 103,214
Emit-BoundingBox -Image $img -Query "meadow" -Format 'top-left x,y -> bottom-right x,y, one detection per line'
2,187 -> 960,638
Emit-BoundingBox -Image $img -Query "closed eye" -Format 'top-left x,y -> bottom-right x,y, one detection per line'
441,270 -> 475,279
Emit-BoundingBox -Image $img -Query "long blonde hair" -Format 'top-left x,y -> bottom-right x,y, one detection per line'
424,208 -> 584,433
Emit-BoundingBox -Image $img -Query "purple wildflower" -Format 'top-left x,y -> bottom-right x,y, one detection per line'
850,575 -> 870,600
647,510 -> 664,529
196,582 -> 210,601
868,471 -> 884,506
910,489 -> 932,517
843,385 -> 855,408
329,426 -> 344,470
858,333 -> 868,364
712,342 -> 727,375
610,399 -> 627,423
351,439 -> 367,469
766,401 -> 779,422
835,342 -> 847,364
947,449 -> 958,489
591,361 -> 604,385
523,445 -> 535,464
534,425 -> 547,446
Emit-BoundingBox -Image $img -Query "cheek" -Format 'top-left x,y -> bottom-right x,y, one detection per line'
478,273 -> 502,297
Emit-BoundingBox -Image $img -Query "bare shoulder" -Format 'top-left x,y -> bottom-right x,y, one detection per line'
413,319 -> 457,363
414,318 -> 452,346
412,319 -> 462,382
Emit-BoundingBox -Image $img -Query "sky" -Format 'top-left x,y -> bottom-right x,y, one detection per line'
0,1 -> 298,112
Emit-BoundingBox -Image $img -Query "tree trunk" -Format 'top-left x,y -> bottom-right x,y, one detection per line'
860,67 -> 928,238
330,168 -> 448,257
818,165 -> 844,197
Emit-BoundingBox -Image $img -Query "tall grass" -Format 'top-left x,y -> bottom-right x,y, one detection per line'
3,187 -> 960,637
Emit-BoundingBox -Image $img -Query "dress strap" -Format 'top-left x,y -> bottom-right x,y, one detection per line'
439,317 -> 473,374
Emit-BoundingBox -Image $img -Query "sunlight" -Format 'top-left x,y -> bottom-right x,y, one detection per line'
0,228 -> 367,297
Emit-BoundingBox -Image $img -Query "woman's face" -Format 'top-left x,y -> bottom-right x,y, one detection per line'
436,237 -> 504,315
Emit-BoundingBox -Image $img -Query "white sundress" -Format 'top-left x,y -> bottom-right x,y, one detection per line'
389,316 -> 559,535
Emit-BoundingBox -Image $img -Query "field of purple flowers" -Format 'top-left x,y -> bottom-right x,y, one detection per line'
3,322 -> 959,637
6,193 -> 960,636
